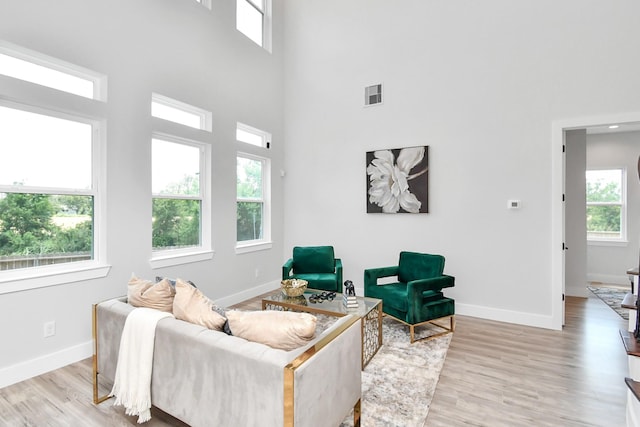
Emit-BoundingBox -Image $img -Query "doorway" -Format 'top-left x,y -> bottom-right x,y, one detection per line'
551,113 -> 640,329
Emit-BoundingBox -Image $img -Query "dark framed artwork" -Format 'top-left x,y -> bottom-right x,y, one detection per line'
366,145 -> 429,213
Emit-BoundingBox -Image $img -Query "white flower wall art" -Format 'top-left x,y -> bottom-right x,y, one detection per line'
366,145 -> 429,214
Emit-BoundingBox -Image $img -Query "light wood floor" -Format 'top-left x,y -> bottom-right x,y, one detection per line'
0,291 -> 629,426
427,292 -> 628,427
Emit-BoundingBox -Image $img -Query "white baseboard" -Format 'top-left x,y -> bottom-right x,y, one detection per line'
587,273 -> 631,287
0,340 -> 92,389
456,302 -> 558,330
566,285 -> 589,298
215,279 -> 280,308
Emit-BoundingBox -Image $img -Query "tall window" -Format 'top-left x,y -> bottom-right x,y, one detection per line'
586,168 -> 626,241
236,0 -> 271,51
237,154 -> 270,246
152,138 -> 204,252
0,104 -> 97,271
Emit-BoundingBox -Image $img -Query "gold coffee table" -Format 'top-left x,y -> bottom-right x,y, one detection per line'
262,290 -> 383,369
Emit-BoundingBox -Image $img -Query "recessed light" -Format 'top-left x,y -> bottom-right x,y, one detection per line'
608,125 -> 620,129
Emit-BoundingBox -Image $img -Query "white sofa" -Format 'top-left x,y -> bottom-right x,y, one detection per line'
92,298 -> 362,427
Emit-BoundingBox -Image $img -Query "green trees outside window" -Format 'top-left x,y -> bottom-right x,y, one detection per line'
152,198 -> 200,249
0,193 -> 93,262
151,138 -> 202,251
586,169 -> 624,240
237,156 -> 264,242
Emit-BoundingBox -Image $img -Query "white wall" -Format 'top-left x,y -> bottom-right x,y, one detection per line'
282,0 -> 640,327
565,130 -> 587,297
0,0 -> 285,387
587,131 -> 640,286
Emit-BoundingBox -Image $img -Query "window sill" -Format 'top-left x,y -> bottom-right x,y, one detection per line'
235,241 -> 273,254
0,262 -> 111,295
149,249 -> 214,269
587,239 -> 629,247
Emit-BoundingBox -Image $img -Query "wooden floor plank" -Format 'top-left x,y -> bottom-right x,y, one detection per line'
0,291 -> 630,426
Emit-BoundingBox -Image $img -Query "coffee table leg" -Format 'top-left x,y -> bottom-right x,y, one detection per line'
361,304 -> 383,368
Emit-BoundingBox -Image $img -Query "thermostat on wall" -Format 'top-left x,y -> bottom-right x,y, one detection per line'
507,199 -> 521,209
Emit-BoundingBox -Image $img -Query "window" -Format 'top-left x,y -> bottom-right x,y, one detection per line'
236,0 -> 271,51
586,168 -> 626,241
149,93 -> 212,267
0,43 -> 108,293
236,153 -> 271,250
152,137 -> 206,253
0,41 -> 106,100
152,93 -> 212,132
0,103 -> 98,272
236,122 -> 271,148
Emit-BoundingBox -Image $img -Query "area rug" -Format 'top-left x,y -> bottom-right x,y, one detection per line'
588,285 -> 629,320
339,316 -> 452,427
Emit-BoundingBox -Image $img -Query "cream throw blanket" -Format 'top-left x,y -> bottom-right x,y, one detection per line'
110,307 -> 173,423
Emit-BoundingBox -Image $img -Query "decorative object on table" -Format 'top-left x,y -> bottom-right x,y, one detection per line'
344,280 -> 356,296
282,246 -> 343,292
283,294 -> 308,306
309,291 -> 336,304
364,251 -> 455,343
343,280 -> 358,308
366,145 -> 429,214
280,278 -> 308,297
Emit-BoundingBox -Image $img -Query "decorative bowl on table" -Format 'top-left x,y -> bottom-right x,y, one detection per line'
281,279 -> 308,297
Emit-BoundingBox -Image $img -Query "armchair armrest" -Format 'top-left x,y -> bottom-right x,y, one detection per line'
364,266 -> 399,292
407,274 -> 455,295
282,258 -> 294,279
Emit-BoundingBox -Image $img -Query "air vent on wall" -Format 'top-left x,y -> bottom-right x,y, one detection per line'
365,84 -> 383,106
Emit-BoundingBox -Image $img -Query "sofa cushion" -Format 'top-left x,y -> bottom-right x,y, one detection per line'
293,246 -> 335,274
290,273 -> 339,291
128,276 -> 175,312
172,279 -> 227,331
365,282 -> 408,312
226,310 -> 317,351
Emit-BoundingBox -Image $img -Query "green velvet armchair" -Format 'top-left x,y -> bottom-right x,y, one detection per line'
364,251 -> 455,343
282,246 -> 343,293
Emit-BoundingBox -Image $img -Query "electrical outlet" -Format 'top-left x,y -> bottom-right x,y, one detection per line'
43,321 -> 56,338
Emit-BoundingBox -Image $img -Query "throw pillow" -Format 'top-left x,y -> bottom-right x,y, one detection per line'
127,275 -> 175,312
225,310 -> 317,351
156,276 -> 198,288
172,278 -> 227,331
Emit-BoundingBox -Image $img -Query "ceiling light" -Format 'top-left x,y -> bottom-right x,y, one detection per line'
608,125 -> 620,129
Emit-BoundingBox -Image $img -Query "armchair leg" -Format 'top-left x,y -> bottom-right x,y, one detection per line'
409,315 -> 454,343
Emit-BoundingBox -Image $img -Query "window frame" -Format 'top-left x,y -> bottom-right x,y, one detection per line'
149,133 -> 213,269
586,167 -> 627,244
236,121 -> 271,148
236,0 -> 272,52
0,40 -> 107,101
151,93 -> 212,132
0,100 -> 108,294
236,151 -> 272,253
